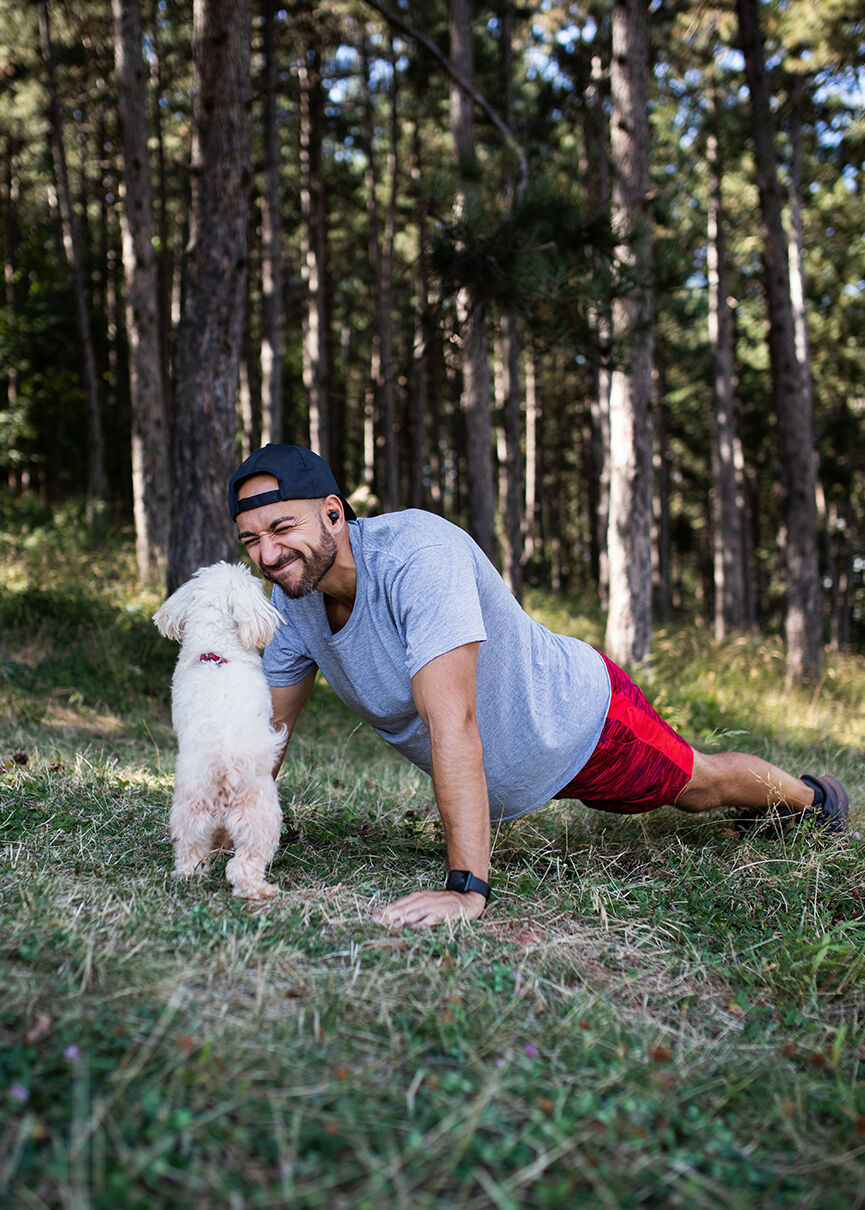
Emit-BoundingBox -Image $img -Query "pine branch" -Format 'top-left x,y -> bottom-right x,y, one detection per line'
361,0 -> 528,199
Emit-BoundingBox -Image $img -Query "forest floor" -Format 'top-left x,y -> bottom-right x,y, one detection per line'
2,500 -> 864,1209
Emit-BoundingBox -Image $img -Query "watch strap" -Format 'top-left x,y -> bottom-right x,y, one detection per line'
445,869 -> 491,901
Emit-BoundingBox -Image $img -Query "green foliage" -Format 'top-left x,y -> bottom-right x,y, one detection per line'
429,181 -> 613,348
1,0 -> 864,631
1,528 -> 864,1207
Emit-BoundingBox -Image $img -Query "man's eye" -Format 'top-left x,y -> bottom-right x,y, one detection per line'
273,525 -> 293,536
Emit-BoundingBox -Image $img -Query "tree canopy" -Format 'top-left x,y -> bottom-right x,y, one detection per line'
1,0 -> 863,661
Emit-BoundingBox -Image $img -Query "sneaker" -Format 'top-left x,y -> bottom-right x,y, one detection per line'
733,775 -> 850,839
798,774 -> 850,836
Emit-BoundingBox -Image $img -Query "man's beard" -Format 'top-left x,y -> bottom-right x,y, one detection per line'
261,521 -> 337,599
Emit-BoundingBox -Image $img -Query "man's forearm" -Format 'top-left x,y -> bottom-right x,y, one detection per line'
429,725 -> 490,879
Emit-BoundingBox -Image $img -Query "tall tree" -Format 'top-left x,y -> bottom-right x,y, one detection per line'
408,112 -> 432,511
259,0 -> 282,446
496,0 -> 523,601
584,44 -> 613,607
112,0 -> 171,586
735,0 -> 821,684
360,30 -> 399,511
450,0 -> 496,561
706,91 -> 748,638
2,139 -> 21,472
604,0 -> 654,666
299,37 -> 329,460
168,0 -> 252,590
38,0 -> 105,522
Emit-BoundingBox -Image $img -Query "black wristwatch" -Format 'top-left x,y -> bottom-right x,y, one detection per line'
445,869 -> 491,901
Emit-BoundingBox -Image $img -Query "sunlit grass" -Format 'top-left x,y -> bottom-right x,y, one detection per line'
2,506 -> 864,1208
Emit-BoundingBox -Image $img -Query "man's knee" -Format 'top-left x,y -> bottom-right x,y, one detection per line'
674,750 -> 722,813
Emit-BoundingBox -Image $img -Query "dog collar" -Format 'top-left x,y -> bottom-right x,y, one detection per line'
199,652 -> 228,666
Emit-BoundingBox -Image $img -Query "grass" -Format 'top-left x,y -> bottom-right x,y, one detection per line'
2,500 -> 864,1209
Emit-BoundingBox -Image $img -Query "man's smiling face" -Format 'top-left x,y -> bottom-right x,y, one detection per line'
235,474 -> 337,599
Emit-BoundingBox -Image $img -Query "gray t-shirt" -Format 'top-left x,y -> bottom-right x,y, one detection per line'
263,510 -> 611,821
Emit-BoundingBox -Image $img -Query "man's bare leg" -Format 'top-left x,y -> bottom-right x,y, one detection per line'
675,752 -> 849,833
675,751 -> 812,814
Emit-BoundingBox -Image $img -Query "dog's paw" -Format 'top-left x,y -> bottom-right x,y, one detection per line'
172,863 -> 208,878
233,881 -> 279,900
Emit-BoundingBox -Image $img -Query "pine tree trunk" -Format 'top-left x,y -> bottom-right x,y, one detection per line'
361,34 -> 381,498
38,0 -> 105,522
604,0 -> 654,667
299,40 -> 329,461
112,0 -> 171,587
168,0 -> 252,591
706,118 -> 748,638
497,0 -> 523,600
736,0 -> 821,684
379,36 -> 400,511
3,141 -> 21,479
524,345 -> 538,563
147,0 -> 172,403
409,116 -> 429,511
652,364 -> 672,623
497,313 -> 523,599
584,47 -> 612,605
450,0 -> 496,561
259,0 -> 283,446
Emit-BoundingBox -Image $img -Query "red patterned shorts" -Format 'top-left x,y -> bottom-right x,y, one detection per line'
555,652 -> 694,814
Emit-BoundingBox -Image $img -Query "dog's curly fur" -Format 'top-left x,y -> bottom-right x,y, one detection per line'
153,562 -> 286,899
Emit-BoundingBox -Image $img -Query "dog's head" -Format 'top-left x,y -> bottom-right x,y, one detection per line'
152,562 -> 284,650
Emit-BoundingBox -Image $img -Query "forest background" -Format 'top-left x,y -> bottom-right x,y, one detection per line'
1,0 -> 864,681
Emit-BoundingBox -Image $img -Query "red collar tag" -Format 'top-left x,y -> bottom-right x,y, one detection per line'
199,652 -> 228,666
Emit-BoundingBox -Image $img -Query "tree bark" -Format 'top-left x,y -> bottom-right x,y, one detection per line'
523,344 -> 539,563
584,48 -> 612,605
299,39 -> 329,461
259,0 -> 283,446
360,32 -> 400,510
706,117 -> 748,638
3,140 -> 21,482
736,0 -> 821,684
168,0 -> 252,590
148,0 -> 173,405
604,0 -> 654,667
652,363 -> 672,623
379,35 -> 400,511
38,0 -> 105,522
496,0 -> 523,601
450,0 -> 496,561
112,0 -> 171,586
409,115 -> 430,511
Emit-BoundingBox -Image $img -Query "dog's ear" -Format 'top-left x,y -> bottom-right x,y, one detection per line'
152,582 -> 195,642
232,580 -> 284,650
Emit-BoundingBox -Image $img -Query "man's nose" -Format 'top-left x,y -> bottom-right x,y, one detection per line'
258,533 -> 282,563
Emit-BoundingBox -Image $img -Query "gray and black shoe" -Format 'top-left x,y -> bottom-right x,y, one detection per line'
798,774 -> 850,836
733,774 -> 850,838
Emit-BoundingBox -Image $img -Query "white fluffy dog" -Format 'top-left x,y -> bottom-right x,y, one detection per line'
153,561 -> 286,899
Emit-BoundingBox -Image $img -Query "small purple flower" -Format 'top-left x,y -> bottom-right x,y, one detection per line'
64,1044 -> 81,1063
9,1083 -> 29,1103
522,1042 -> 540,1060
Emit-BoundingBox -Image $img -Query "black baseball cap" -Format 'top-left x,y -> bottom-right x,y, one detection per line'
228,444 -> 357,521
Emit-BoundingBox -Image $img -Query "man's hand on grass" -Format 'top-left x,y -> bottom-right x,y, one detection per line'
373,888 -> 487,928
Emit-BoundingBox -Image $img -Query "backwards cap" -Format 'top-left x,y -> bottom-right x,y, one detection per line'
228,444 -> 357,522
